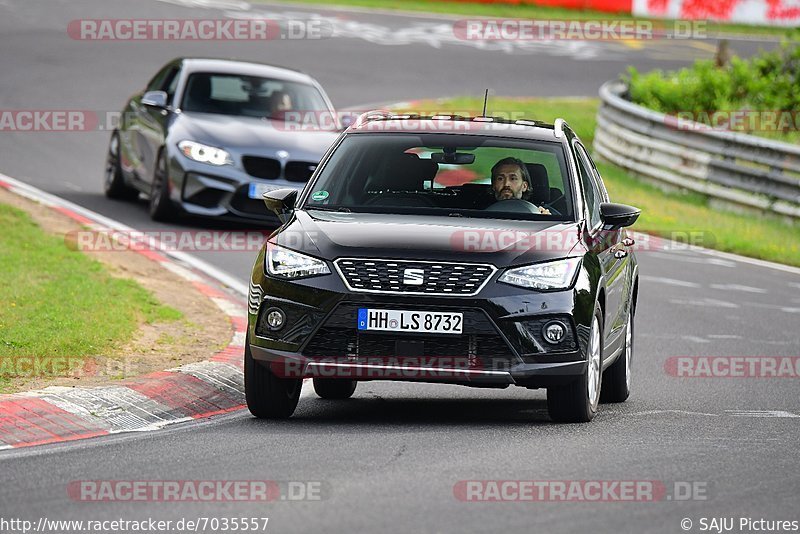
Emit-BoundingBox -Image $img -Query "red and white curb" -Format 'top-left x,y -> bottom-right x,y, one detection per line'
0,173 -> 251,449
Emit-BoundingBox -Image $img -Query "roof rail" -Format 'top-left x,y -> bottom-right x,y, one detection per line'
353,109 -> 395,128
554,118 -> 566,138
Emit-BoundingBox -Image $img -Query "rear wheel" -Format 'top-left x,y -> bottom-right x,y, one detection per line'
244,336 -> 301,419
547,303 -> 603,423
600,307 -> 633,403
313,378 -> 357,400
104,132 -> 139,200
148,151 -> 173,221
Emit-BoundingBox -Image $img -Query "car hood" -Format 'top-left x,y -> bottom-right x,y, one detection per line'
171,112 -> 339,156
275,211 -> 585,268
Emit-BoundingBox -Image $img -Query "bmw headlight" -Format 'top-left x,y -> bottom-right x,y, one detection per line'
265,242 -> 330,279
177,140 -> 232,166
499,258 -> 582,290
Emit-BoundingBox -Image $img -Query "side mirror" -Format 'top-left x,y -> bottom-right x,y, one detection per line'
600,202 -> 640,229
263,188 -> 298,223
142,91 -> 168,108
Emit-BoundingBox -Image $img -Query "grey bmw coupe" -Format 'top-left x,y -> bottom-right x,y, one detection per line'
104,58 -> 340,222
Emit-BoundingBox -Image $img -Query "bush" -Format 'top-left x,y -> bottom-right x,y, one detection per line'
625,38 -> 800,140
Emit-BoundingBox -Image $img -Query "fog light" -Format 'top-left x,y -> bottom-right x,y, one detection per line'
543,321 -> 566,344
265,308 -> 285,330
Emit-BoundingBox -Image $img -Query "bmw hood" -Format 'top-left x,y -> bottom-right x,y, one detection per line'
171,112 -> 339,157
275,211 -> 585,268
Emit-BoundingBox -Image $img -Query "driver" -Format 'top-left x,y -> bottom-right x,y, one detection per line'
490,157 -> 551,214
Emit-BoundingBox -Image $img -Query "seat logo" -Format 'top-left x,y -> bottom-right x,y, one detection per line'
403,268 -> 424,285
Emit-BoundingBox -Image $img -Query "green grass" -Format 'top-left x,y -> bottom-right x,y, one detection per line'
0,205 -> 181,390
260,0 -> 798,37
390,96 -> 800,267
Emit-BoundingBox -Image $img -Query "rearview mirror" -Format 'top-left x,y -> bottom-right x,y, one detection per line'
142,91 -> 168,108
431,152 -> 475,164
263,188 -> 298,223
600,202 -> 641,229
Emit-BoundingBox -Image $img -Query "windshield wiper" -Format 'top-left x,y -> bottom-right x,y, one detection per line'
306,206 -> 351,213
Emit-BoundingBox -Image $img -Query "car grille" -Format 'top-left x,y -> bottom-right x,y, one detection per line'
284,161 -> 317,183
334,259 -> 495,296
242,156 -> 281,179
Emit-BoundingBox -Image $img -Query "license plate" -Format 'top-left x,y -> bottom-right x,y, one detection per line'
357,309 -> 463,334
248,183 -> 279,199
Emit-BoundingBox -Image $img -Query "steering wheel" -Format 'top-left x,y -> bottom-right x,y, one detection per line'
486,198 -> 561,215
485,199 -> 543,214
540,193 -> 565,216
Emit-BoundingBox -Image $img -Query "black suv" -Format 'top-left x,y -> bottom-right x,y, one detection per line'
246,113 -> 640,422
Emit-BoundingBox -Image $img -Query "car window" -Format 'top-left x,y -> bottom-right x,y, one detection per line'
574,143 -> 602,228
181,72 -> 329,118
577,144 -> 609,203
145,65 -> 174,92
163,68 -> 181,103
303,133 -> 575,221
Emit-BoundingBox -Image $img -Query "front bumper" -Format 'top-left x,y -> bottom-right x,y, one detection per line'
168,154 -> 310,223
248,252 -> 595,388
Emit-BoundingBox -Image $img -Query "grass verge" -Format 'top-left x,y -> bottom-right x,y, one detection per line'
391,96 -> 800,267
260,0 -> 797,38
0,204 -> 181,390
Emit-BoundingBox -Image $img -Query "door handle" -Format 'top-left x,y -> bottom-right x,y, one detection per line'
614,250 -> 628,259
622,237 -> 635,247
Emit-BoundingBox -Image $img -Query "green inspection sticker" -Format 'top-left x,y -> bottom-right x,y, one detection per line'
311,190 -> 329,201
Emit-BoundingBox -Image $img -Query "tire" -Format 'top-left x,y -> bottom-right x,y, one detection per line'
148,151 -> 173,221
313,378 -> 357,400
600,307 -> 633,403
103,132 -> 139,200
244,335 -> 301,419
547,303 -> 603,423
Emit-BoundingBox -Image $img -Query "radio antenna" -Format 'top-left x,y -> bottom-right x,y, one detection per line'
481,89 -> 489,117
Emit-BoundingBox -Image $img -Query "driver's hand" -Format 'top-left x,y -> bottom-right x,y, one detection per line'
538,206 -> 551,215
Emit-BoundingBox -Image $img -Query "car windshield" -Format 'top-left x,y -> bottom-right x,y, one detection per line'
181,72 -> 329,118
303,132 -> 574,221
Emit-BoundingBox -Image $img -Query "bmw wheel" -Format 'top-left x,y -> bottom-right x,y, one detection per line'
148,151 -> 173,221
104,132 -> 139,200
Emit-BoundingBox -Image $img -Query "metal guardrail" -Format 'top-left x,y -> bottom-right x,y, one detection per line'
594,81 -> 800,220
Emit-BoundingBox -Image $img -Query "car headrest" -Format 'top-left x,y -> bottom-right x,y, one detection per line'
525,163 -> 551,205
373,153 -> 438,191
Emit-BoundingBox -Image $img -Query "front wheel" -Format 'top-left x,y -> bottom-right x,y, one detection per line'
245,336 -> 301,419
547,303 -> 603,423
600,307 -> 633,403
149,151 -> 174,221
313,378 -> 357,399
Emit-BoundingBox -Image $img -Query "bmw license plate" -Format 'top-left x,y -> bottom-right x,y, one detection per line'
248,183 -> 279,199
357,309 -> 463,335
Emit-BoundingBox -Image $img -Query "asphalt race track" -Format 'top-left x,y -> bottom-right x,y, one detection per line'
1,1 -> 798,533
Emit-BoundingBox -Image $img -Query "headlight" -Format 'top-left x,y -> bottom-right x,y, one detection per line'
499,257 -> 582,290
177,140 -> 232,166
265,242 -> 330,279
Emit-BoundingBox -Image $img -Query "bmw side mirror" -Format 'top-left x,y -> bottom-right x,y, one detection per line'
142,91 -> 168,108
263,188 -> 298,223
600,202 -> 641,229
